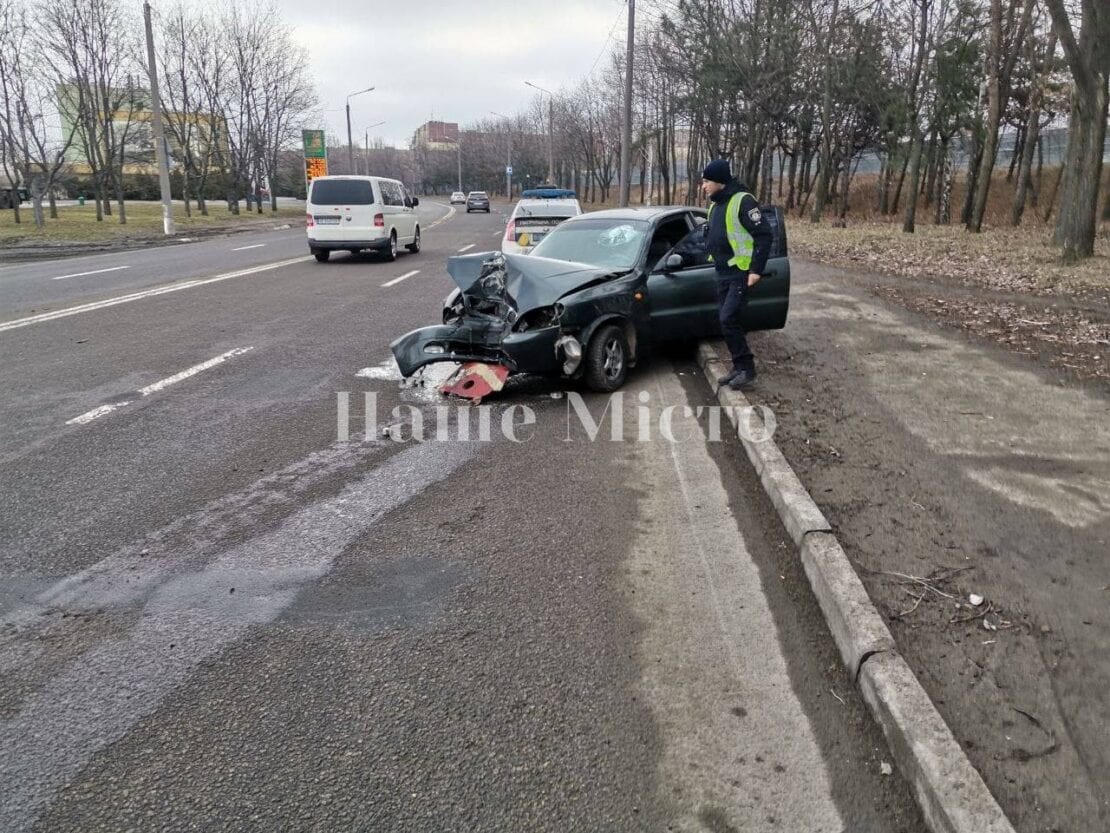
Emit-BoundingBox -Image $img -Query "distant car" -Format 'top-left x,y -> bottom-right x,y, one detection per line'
391,205 -> 791,392
466,191 -> 490,213
450,191 -> 466,204
502,197 -> 582,255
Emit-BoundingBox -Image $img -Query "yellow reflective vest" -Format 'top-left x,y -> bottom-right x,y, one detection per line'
707,191 -> 755,270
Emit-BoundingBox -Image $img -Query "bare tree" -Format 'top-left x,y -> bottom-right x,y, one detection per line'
1044,0 -> 1109,262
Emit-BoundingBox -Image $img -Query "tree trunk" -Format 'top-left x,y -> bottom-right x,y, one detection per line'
877,154 -> 892,214
786,147 -> 798,210
903,124 -> 927,233
49,192 -> 58,220
935,138 -> 953,224
961,128 -> 982,225
968,0 -> 1004,232
923,128 -> 939,208
1007,124 -> 1023,181
1053,82 -> 1108,261
891,150 -> 911,214
1012,31 -> 1056,224
1045,0 -> 1109,261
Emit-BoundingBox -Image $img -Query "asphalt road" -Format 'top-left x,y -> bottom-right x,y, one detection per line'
0,201 -> 925,831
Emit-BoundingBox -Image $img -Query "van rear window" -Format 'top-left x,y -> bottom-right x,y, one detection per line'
311,180 -> 373,205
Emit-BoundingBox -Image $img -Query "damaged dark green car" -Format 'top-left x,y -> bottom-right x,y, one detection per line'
390,206 -> 791,392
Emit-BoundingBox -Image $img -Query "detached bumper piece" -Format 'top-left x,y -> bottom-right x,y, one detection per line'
438,362 -> 510,403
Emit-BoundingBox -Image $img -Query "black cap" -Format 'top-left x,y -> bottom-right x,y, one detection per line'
701,159 -> 731,184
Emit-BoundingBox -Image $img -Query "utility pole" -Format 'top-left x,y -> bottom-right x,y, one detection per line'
143,1 -> 174,235
525,82 -> 556,185
363,121 -> 385,176
619,0 -> 635,207
491,111 -> 513,198
546,97 -> 554,185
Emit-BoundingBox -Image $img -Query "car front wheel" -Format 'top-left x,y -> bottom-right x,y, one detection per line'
584,324 -> 629,392
406,226 -> 421,253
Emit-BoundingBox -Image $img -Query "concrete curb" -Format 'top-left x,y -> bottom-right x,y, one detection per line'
695,340 -> 1016,833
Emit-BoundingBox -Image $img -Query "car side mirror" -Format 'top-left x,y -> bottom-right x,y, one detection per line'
411,197 -> 419,207
663,253 -> 683,271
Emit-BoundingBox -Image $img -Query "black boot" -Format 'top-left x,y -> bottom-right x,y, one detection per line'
717,367 -> 742,385
728,368 -> 757,390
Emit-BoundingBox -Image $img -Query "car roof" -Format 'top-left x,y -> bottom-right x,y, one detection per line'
564,206 -> 697,222
511,199 -> 580,218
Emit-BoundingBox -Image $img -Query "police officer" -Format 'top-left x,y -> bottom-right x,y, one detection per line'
701,159 -> 773,390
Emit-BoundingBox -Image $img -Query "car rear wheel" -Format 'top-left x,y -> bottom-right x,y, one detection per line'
313,249 -> 330,263
383,231 -> 397,262
585,324 -> 629,392
406,226 -> 421,253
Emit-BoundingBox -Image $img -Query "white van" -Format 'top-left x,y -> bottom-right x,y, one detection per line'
306,175 -> 420,262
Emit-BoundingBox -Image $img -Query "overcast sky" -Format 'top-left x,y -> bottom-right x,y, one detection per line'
273,0 -> 630,149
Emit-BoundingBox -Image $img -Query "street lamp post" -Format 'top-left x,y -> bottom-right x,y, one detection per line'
490,110 -> 513,199
524,81 -> 555,185
345,86 -> 374,173
363,120 -> 386,175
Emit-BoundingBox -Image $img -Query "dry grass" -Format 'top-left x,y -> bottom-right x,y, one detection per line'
787,220 -> 1110,295
0,201 -> 303,246
784,168 -> 1110,295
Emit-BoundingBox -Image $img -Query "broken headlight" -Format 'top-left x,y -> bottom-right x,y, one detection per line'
513,304 -> 562,333
443,295 -> 465,324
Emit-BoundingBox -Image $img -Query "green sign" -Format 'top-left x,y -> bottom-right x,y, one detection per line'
302,129 -> 326,159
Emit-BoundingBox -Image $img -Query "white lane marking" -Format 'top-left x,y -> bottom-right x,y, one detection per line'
491,231 -> 502,236
381,270 -> 419,288
425,203 -> 456,229
231,243 -> 265,251
66,403 -> 132,425
65,347 -> 254,426
0,256 -> 310,334
457,244 -> 475,252
51,265 -> 130,281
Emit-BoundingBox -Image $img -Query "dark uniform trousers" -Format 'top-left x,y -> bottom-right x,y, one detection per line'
716,266 -> 754,371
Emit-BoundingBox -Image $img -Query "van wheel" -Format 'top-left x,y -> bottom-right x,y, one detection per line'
313,249 -> 330,263
584,324 -> 629,392
406,226 -> 421,253
383,231 -> 397,262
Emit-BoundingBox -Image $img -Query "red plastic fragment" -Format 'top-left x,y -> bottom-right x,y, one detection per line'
437,362 -> 510,402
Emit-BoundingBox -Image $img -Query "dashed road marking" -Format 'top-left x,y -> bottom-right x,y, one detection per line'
66,347 -> 255,426
51,266 -> 130,281
232,244 -> 265,251
458,244 -> 475,252
0,256 -> 310,334
381,270 -> 420,288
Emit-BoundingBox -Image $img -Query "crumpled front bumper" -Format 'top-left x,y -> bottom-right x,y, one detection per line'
390,324 -> 563,378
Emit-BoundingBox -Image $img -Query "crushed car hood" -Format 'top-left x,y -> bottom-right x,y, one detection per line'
448,252 -> 624,312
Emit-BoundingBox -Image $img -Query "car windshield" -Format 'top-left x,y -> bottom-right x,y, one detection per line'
469,193 -> 487,198
529,218 -> 650,269
310,179 -> 373,205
